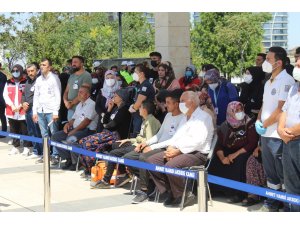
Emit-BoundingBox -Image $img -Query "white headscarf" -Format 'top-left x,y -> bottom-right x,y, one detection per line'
101,70 -> 120,107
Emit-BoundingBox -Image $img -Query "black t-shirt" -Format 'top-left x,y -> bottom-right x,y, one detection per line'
0,71 -> 7,104
135,79 -> 155,102
148,69 -> 158,84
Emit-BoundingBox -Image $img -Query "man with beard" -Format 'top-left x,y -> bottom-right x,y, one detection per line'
63,56 -> 92,120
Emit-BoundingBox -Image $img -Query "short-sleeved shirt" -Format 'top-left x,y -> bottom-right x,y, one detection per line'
282,82 -> 300,128
135,79 -> 155,102
67,71 -> 92,109
72,98 -> 98,131
261,69 -> 295,138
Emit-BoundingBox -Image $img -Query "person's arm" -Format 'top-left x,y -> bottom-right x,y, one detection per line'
68,118 -> 91,136
103,106 -> 126,130
144,118 -> 161,141
226,82 -> 239,102
3,83 -> 14,107
52,77 -> 61,117
132,94 -> 146,111
263,101 -> 285,128
63,84 -> 71,109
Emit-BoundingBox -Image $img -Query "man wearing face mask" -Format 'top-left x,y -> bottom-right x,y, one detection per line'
3,64 -> 31,155
255,46 -> 295,212
178,65 -> 201,91
278,57 -> 300,212
148,51 -> 162,84
63,55 -> 92,120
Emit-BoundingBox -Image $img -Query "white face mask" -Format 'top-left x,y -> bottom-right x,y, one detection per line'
179,102 -> 189,114
132,72 -> 139,82
243,74 -> 253,84
262,60 -> 274,73
293,67 -> 300,82
105,79 -> 116,87
12,71 -> 21,78
198,71 -> 205,77
92,78 -> 98,84
235,111 -> 245,120
208,83 -> 219,90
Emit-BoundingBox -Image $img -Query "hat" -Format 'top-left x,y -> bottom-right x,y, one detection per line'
127,61 -> 135,66
204,68 -> 220,83
93,61 -> 101,68
121,61 -> 128,66
105,70 -> 116,77
116,88 -> 129,102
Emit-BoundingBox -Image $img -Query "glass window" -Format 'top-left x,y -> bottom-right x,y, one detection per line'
263,23 -> 271,29
273,23 -> 288,28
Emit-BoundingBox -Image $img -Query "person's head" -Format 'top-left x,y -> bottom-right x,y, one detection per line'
133,64 -> 147,83
139,100 -> 155,118
293,57 -> 300,82
244,66 -> 265,85
185,65 -> 196,78
262,47 -> 287,74
78,84 -> 91,102
26,64 -> 38,80
11,64 -> 24,80
120,61 -> 128,71
93,61 -> 101,71
226,101 -> 246,128
295,47 -> 300,63
158,63 -> 169,79
149,51 -> 162,68
110,65 -> 118,72
104,70 -> 117,87
200,64 -> 216,77
66,59 -> 72,67
31,62 -> 40,71
204,68 -> 220,90
40,58 -> 52,76
72,55 -> 85,73
114,88 -> 129,106
179,91 -> 200,115
165,89 -> 183,113
256,53 -> 266,67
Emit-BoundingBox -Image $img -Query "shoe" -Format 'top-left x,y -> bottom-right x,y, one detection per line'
35,157 -> 44,164
241,197 -> 260,207
164,196 -> 182,208
257,204 -> 279,212
21,147 -> 31,156
8,147 -> 19,155
8,139 -> 13,145
227,195 -> 243,203
26,154 -> 41,160
80,171 -> 89,178
50,156 -> 59,165
116,174 -> 132,187
182,191 -> 197,208
62,160 -> 73,170
91,180 -> 111,189
132,191 -> 148,204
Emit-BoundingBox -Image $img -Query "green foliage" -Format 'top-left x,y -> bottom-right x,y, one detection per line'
191,12 -> 272,77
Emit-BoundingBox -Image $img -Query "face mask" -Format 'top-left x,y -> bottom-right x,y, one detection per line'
151,60 -> 158,68
105,79 -> 116,87
185,71 -> 193,77
179,102 -> 189,114
235,111 -> 245,120
262,61 -> 274,73
199,71 -> 205,77
293,67 -> 300,81
12,71 -> 21,78
243,74 -> 253,84
92,78 -> 98,84
117,81 -> 122,86
132,72 -> 139,82
208,83 -> 219,90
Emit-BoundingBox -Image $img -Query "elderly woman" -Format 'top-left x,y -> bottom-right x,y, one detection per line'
178,65 -> 201,91
208,101 -> 258,203
205,68 -> 239,126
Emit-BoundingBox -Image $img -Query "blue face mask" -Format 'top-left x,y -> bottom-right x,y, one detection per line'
185,71 -> 193,77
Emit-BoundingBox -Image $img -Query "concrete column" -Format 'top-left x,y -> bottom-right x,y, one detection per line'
154,12 -> 191,78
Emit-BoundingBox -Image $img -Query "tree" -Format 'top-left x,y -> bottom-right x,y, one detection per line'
191,13 -> 272,78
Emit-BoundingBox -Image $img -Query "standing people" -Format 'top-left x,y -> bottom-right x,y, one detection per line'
32,58 -> 61,164
148,51 -> 162,84
0,62 -> 7,138
256,53 -> 266,67
63,56 -> 92,120
255,47 -> 295,212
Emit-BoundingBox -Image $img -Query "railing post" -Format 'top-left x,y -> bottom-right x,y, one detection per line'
197,165 -> 207,212
43,137 -> 51,212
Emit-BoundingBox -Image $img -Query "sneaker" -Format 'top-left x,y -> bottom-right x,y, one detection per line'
35,157 -> 44,164
21,147 -> 31,156
50,156 -> 59,165
116,174 -> 132,187
80,171 -> 90,179
132,191 -> 148,204
91,180 -> 111,189
8,139 -> 13,145
8,147 -> 20,155
26,154 -> 41,160
257,204 -> 279,212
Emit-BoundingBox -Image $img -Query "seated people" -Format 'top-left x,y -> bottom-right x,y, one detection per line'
208,101 -> 258,203
91,101 -> 161,189
146,91 -> 214,207
123,89 -> 185,203
153,63 -> 180,93
79,89 -> 131,176
51,85 -> 98,170
178,65 -> 201,91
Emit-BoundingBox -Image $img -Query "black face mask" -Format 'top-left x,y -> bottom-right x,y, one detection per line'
151,60 -> 158,68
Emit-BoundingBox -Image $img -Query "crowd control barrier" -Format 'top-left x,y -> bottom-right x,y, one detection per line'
1,130 -> 300,212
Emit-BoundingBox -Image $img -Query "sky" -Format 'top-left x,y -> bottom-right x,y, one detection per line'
288,12 -> 300,49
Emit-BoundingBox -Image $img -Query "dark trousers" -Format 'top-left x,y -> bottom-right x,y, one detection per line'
147,151 -> 207,198
131,112 -> 142,138
8,118 -> 31,147
103,144 -> 135,183
25,109 -> 42,155
0,103 -> 7,132
52,129 -> 94,164
123,148 -> 165,190
283,139 -> 300,212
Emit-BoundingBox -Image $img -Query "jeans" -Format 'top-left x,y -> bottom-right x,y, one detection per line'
131,112 -> 142,138
37,112 -> 59,156
261,136 -> 284,209
26,109 -> 42,155
283,139 -> 300,212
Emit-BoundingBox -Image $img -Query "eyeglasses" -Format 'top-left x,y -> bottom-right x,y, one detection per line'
12,70 -> 19,72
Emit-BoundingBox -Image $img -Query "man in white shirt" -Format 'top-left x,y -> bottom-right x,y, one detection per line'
32,58 -> 61,163
255,46 -> 295,212
146,91 -> 214,207
51,85 -> 98,170
123,89 -> 184,204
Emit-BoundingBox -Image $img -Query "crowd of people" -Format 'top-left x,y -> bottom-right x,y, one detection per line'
0,47 -> 300,211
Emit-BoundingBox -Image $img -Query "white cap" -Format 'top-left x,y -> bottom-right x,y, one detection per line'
121,61 -> 128,66
127,61 -> 135,66
93,61 -> 101,68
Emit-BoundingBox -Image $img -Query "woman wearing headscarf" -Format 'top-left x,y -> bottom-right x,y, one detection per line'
208,101 -> 258,203
95,70 -> 120,131
239,66 -> 265,119
178,65 -> 201,91
205,68 -> 239,126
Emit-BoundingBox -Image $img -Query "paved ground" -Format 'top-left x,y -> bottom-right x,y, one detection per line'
0,136 -> 263,212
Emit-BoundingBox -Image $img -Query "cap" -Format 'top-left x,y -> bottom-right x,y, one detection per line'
121,61 -> 128,66
93,61 -> 101,68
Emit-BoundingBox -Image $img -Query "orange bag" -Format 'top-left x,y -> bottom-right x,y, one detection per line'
91,161 -> 119,185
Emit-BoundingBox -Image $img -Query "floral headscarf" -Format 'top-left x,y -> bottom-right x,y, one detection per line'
226,101 -> 247,128
101,70 -> 120,107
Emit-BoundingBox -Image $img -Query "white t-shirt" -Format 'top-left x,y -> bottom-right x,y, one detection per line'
261,69 -> 295,138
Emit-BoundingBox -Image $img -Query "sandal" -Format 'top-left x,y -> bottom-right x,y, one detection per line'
241,197 -> 259,207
